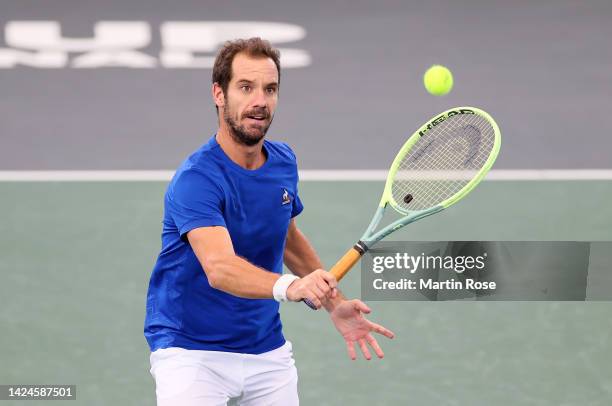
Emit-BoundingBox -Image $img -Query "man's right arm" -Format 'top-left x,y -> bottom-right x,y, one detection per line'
187,226 -> 337,308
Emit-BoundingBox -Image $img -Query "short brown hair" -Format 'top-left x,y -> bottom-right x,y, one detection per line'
212,37 -> 281,97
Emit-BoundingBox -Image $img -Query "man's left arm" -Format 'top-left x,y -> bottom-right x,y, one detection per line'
283,218 -> 343,311
284,218 -> 395,360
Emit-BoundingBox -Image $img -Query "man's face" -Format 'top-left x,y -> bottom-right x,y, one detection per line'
221,52 -> 279,146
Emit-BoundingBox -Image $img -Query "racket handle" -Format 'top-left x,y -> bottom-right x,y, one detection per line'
303,298 -> 317,310
302,243 -> 366,310
329,245 -> 365,281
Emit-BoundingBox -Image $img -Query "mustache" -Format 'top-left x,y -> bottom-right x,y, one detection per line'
242,108 -> 270,119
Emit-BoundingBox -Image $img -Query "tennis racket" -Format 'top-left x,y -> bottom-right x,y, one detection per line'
304,106 -> 501,309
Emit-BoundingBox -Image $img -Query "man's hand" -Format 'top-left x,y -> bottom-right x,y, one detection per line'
330,299 -> 395,360
286,269 -> 337,309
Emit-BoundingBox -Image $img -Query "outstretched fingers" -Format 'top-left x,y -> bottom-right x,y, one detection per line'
346,340 -> 357,361
365,334 -> 384,359
368,321 -> 395,339
352,299 -> 371,314
358,339 -> 372,360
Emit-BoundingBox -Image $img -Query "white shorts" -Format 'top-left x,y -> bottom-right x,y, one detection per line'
149,341 -> 298,406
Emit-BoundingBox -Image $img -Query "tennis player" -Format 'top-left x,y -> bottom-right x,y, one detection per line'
144,37 -> 394,406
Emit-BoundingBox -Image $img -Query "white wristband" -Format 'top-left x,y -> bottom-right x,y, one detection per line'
273,274 -> 300,302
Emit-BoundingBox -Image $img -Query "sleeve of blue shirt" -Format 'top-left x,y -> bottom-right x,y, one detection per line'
292,185 -> 304,218
283,142 -> 304,218
166,167 -> 226,241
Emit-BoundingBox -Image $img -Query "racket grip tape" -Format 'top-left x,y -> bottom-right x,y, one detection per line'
330,242 -> 367,282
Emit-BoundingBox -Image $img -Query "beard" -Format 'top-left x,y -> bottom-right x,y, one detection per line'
223,103 -> 274,147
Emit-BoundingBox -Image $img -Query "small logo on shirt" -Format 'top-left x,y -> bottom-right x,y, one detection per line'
282,189 -> 291,205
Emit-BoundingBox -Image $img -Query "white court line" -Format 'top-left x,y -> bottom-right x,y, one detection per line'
0,170 -> 176,182
1,170 -> 612,181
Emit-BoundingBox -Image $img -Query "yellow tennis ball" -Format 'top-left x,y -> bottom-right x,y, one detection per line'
423,65 -> 453,96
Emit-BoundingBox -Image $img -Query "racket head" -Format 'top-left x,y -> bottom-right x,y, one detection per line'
328,107 -> 500,287
379,106 -> 501,216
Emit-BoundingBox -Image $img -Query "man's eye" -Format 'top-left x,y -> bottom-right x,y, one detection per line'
266,88 -> 276,94
241,85 -> 251,92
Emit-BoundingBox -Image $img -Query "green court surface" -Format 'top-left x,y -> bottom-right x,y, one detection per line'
1,181 -> 612,405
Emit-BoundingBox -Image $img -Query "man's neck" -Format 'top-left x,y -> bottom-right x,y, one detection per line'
216,127 -> 266,170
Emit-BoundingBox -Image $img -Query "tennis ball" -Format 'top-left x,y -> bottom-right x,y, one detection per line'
423,65 -> 453,96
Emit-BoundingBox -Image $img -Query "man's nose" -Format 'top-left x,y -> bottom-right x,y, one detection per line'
250,87 -> 268,108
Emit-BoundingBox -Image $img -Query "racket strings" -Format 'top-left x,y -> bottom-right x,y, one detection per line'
391,114 -> 495,212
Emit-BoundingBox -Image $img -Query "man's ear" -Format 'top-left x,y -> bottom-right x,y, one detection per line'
212,83 -> 225,109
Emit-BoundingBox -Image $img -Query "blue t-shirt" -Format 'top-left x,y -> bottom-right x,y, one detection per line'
144,135 -> 303,354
